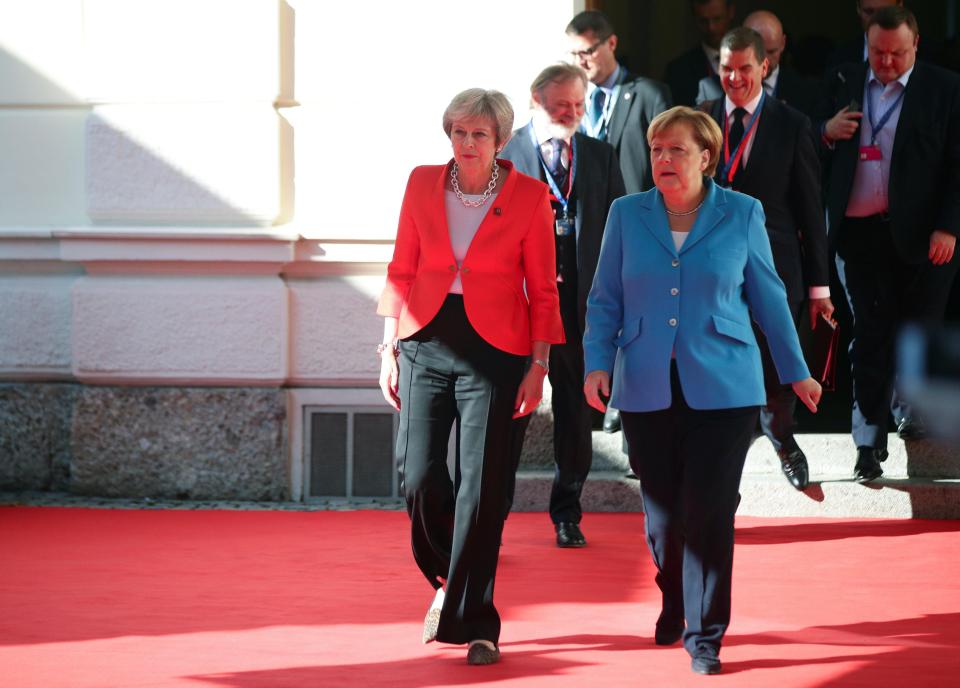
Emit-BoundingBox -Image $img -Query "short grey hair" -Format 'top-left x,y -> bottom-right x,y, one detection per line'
530,63 -> 588,101
442,89 -> 514,147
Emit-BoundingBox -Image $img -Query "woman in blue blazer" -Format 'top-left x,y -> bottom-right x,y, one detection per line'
583,107 -> 821,675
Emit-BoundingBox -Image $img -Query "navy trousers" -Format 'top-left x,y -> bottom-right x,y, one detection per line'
621,362 -> 758,657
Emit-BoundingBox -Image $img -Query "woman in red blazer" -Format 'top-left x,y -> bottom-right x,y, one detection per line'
377,88 -> 564,665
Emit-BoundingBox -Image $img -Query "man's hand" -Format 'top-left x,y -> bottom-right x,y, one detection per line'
824,106 -> 862,142
929,230 -> 956,266
809,297 -> 836,329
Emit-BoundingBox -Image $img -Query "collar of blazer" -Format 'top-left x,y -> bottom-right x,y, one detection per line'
428,157 -> 522,265
636,177 -> 727,256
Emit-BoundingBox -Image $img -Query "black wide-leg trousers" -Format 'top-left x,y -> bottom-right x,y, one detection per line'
396,295 -> 525,645
620,363 -> 758,657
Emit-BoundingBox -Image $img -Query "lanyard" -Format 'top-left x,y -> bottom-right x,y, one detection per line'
866,82 -> 905,146
529,125 -> 577,216
720,91 -> 765,185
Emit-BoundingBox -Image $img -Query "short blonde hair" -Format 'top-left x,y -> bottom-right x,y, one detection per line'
646,106 -> 723,177
442,89 -> 514,147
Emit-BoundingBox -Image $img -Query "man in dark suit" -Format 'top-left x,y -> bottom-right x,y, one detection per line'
664,0 -> 736,107
566,9 -> 672,436
566,10 -> 672,195
697,10 -> 817,118
818,6 -> 960,482
501,63 -> 626,547
701,27 -> 834,490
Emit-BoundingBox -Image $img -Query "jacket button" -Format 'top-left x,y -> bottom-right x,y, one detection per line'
462,267 -> 471,274
670,287 -> 679,296
449,265 -> 456,271
668,318 -> 678,326
671,259 -> 680,267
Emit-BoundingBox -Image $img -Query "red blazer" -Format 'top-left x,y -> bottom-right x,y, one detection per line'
378,159 -> 564,355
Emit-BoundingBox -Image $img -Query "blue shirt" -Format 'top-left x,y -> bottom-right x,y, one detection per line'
846,65 -> 914,217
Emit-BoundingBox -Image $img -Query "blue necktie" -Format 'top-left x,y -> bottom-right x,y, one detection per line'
589,88 -> 605,131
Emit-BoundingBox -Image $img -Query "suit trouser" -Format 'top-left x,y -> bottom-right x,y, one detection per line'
753,299 -> 804,453
507,287 -> 593,524
397,295 -> 525,645
620,363 -> 758,657
835,216 -> 959,449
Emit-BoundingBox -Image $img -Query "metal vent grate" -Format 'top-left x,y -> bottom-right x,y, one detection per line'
305,407 -> 399,498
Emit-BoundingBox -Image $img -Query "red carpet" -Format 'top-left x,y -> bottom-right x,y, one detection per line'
1,508 -> 959,687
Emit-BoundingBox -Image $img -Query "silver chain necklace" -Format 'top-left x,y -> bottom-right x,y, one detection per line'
664,200 -> 704,217
451,162 -> 499,207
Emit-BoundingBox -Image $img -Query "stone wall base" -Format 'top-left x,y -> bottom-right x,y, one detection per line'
0,383 -> 288,500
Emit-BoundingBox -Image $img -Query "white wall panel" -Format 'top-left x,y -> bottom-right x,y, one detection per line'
72,275 -> 288,384
289,0 -> 573,239
86,105 -> 282,225
0,0 -> 84,105
287,275 -> 382,383
83,0 -> 279,103
0,111 -> 88,226
0,272 -> 77,378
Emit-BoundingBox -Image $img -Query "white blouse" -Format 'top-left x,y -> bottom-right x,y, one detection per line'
444,190 -> 499,294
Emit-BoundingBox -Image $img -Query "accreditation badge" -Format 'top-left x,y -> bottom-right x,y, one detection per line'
859,145 -> 882,161
555,216 -> 575,236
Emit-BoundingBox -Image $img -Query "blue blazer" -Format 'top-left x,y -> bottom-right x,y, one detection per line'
583,178 -> 810,412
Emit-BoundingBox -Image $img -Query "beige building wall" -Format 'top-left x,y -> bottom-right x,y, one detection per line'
0,0 -> 581,498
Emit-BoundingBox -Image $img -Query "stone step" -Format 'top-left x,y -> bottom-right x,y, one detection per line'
518,429 -> 960,480
510,470 -> 960,519
514,428 -> 960,519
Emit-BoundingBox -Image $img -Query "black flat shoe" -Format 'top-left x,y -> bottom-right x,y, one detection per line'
777,446 -> 810,490
854,447 -> 885,483
602,406 -> 622,433
691,654 -> 722,675
555,522 -> 586,548
467,641 -> 500,665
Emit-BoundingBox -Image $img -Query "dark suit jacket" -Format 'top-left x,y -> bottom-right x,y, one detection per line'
500,124 -> 626,333
702,96 -> 829,304
817,60 -> 960,263
664,45 -> 715,107
696,65 -> 818,118
603,70 -> 673,194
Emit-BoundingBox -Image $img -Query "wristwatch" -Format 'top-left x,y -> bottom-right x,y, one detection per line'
532,358 -> 549,374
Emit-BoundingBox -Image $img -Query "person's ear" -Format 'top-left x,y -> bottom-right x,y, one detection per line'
608,34 -> 618,53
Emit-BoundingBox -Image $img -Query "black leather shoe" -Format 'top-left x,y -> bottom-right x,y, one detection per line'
897,417 -> 927,441
854,447 -> 885,483
555,522 -> 586,548
603,406 -> 622,433
691,653 -> 722,675
777,446 -> 810,490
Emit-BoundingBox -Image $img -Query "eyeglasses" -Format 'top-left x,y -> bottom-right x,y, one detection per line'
569,36 -> 609,60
